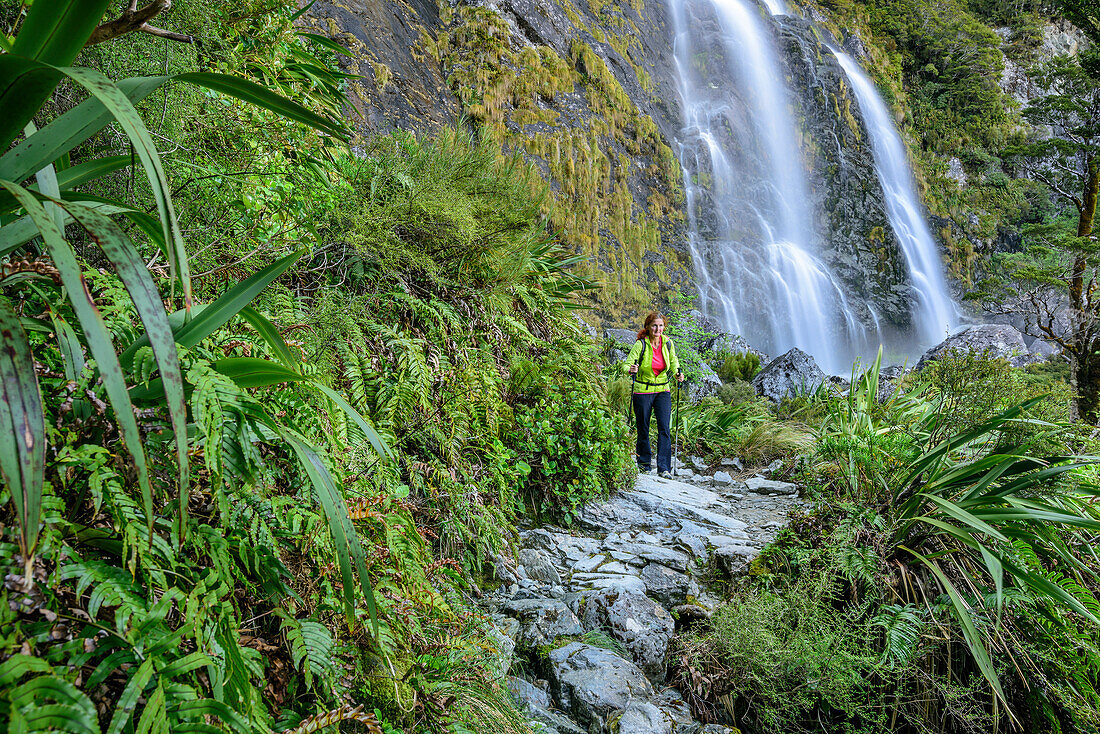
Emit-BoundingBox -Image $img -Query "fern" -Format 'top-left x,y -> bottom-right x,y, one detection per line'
280,614 -> 337,690
871,604 -> 924,667
60,559 -> 149,631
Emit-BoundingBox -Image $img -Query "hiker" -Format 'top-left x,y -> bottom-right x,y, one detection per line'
625,312 -> 684,478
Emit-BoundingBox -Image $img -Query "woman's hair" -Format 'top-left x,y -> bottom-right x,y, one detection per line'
637,311 -> 666,340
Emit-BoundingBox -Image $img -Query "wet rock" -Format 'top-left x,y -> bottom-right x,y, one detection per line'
605,328 -> 639,350
688,361 -> 723,401
617,701 -> 674,734
1030,339 -> 1059,359
641,563 -> 699,607
744,477 -> 798,495
711,471 -> 734,486
714,544 -> 761,575
916,324 -> 1031,371
753,348 -> 826,403
548,642 -> 654,730
504,598 -> 584,650
507,676 -> 552,712
519,548 -> 562,586
580,587 -> 675,680
486,622 -> 516,676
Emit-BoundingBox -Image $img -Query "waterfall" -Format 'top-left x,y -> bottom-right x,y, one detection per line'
670,0 -> 866,374
832,50 -> 958,347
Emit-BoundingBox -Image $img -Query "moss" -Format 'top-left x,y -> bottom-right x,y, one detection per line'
370,60 -> 392,91
436,2 -> 686,316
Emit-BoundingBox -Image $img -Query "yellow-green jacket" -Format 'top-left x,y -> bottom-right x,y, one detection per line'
623,336 -> 680,393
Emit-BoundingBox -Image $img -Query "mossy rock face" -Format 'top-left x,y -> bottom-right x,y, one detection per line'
310,0 -> 695,324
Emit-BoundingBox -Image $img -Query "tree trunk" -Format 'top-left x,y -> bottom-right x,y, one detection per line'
1074,340 -> 1100,424
1070,157 -> 1100,421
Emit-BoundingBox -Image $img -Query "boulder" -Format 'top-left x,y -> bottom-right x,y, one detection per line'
548,643 -> 654,730
580,587 -> 675,680
573,314 -> 598,339
877,364 -> 908,402
714,543 -> 761,575
605,328 -> 639,350
519,548 -> 562,586
711,471 -> 735,486
1030,339 -> 1059,359
485,622 -> 516,676
616,702 -> 674,734
752,348 -> 826,402
507,676 -> 552,712
916,324 -> 1031,371
640,563 -> 699,608
688,360 -> 723,401
744,477 -> 798,495
705,332 -> 769,363
504,598 -> 584,650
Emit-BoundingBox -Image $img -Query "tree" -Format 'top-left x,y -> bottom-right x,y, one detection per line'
976,52 -> 1100,420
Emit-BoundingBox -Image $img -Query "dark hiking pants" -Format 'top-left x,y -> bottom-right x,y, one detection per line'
633,390 -> 672,472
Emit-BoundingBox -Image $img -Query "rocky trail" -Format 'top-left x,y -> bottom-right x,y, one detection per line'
482,464 -> 809,733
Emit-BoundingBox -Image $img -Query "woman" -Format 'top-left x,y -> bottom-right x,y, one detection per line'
624,312 -> 684,478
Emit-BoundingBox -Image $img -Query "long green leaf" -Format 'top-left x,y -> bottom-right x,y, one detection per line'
176,72 -> 346,139
921,494 -> 1009,542
280,428 -> 380,635
50,65 -> 190,307
0,76 -> 165,185
211,357 -> 391,457
1,0 -> 112,148
49,311 -> 85,383
905,547 -> 1008,707
121,251 -> 304,366
57,199 -> 190,528
0,298 -> 45,566
106,657 -> 154,734
238,307 -> 299,368
0,180 -> 156,538
10,0 -> 109,64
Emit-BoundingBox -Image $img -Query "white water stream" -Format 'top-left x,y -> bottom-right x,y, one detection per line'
670,0 -> 868,374
832,49 -> 958,346
668,0 -> 957,372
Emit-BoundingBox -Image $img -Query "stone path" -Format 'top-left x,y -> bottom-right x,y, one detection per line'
483,467 -> 808,733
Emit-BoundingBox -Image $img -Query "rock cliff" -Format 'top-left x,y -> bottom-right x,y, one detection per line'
306,0 -> 943,333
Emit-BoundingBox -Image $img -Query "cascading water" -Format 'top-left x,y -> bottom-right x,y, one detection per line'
832,50 -> 958,347
670,0 -> 870,374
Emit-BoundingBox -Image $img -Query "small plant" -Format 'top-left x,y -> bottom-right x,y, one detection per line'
717,352 -> 761,383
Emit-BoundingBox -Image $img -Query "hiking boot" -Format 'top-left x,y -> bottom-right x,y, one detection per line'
658,470 -> 673,479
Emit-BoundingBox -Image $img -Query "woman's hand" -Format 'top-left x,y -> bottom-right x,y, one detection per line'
628,364 -> 639,374
677,372 -> 685,383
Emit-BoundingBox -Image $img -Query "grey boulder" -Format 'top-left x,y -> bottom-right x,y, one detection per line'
548,642 -> 654,730
519,548 -> 562,586
504,597 -> 584,650
916,324 -> 1031,371
616,702 -> 674,734
605,328 -> 639,350
640,562 -> 699,607
753,348 -> 826,402
580,587 -> 675,680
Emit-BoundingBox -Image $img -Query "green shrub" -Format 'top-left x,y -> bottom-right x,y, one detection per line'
716,379 -> 757,405
717,352 -> 761,383
671,576 -> 885,732
512,378 -> 634,523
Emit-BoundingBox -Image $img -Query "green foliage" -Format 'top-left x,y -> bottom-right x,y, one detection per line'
715,379 -> 756,406
716,351 -> 760,383
672,574 -> 885,732
512,358 -> 633,523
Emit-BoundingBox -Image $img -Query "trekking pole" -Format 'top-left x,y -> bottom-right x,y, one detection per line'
670,375 -> 680,476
